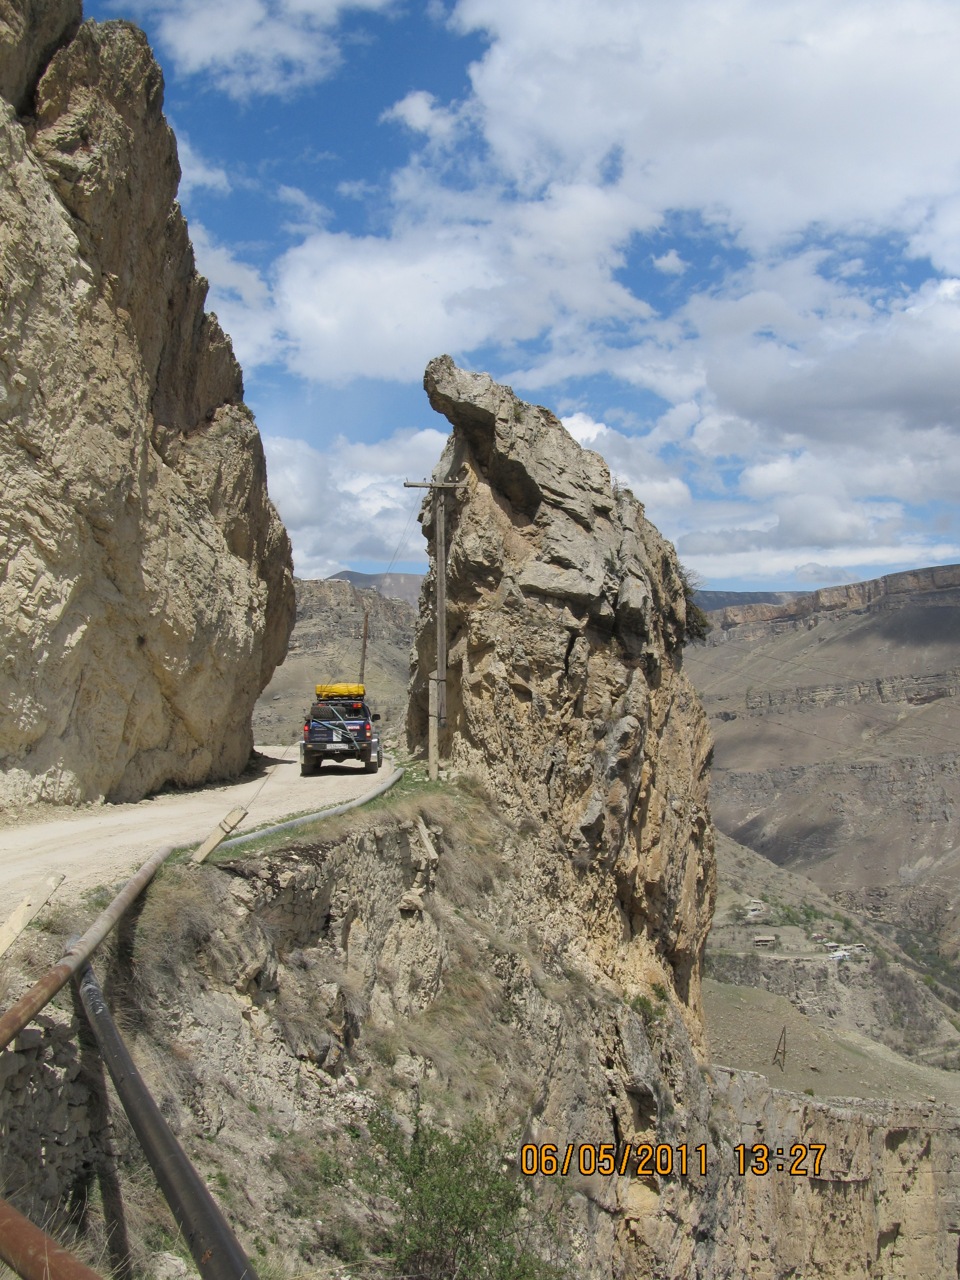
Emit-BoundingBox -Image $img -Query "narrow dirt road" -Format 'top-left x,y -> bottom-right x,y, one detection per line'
0,745 -> 395,918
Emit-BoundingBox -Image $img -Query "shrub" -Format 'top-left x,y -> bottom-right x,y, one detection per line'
630,994 -> 666,1024
678,563 -> 711,644
370,1113 -> 559,1280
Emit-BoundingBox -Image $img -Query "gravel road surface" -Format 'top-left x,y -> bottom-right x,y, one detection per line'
0,745 -> 393,918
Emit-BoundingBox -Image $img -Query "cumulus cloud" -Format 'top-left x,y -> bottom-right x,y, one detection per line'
277,185 -> 332,233
124,0 -> 395,97
381,91 -> 461,145
652,250 -> 686,275
270,181 -> 649,381
451,0 -> 960,249
189,223 -> 282,368
147,0 -> 960,583
263,427 -> 449,576
560,412 -> 607,445
174,131 -> 231,196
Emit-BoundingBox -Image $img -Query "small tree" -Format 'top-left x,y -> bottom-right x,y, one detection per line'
372,1113 -> 559,1280
677,562 -> 711,644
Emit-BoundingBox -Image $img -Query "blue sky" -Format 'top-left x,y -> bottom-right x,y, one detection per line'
86,0 -> 960,589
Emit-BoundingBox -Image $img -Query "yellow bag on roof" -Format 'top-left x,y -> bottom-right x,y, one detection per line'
315,683 -> 366,699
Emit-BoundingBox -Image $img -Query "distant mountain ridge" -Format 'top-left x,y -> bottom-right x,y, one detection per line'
695,588 -> 805,611
683,559 -> 960,977
706,563 -> 960,633
326,570 -> 422,608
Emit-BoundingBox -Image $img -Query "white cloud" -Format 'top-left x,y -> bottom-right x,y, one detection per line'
174,131 -> 231,196
682,541 -> 960,586
560,412 -> 607,445
277,185 -> 332,233
794,562 -> 861,584
381,91 -> 461,145
269,177 -> 651,382
263,428 -> 448,576
652,249 -> 686,275
273,229 -> 504,383
125,0 -> 395,98
150,0 -> 960,583
451,0 -> 960,250
189,223 -> 282,368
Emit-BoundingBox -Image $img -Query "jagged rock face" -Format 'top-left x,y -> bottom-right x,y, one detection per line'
408,355 -> 714,1035
0,4 -> 294,806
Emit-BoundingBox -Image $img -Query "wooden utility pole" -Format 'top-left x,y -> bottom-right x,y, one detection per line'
404,479 -> 461,780
358,611 -> 369,684
772,1025 -> 787,1072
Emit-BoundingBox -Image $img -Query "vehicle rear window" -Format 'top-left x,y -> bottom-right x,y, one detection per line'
310,701 -> 369,718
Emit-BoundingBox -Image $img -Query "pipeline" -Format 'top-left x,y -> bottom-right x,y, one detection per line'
74,963 -> 259,1280
218,764 -> 404,852
0,844 -> 175,1053
0,1196 -> 103,1280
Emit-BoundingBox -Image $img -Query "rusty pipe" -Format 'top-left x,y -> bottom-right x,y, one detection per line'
0,1196 -> 103,1280
75,963 -> 259,1280
0,844 -> 175,1052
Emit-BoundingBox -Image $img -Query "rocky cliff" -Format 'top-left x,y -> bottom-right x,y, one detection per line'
408,354 -> 715,1035
707,563 -> 960,641
5,357 -> 960,1277
7,805 -> 960,1279
0,2 -> 294,806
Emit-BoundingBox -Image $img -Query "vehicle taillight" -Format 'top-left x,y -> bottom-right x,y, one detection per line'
303,722 -> 309,739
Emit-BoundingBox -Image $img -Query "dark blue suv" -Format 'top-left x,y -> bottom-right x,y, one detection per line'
300,694 -> 382,776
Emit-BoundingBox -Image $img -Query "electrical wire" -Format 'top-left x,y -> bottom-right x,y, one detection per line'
382,488 -> 424,579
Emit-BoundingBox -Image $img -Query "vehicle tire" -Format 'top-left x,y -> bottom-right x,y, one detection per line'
301,755 -> 315,776
362,747 -> 379,774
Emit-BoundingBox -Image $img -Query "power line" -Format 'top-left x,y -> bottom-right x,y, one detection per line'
382,488 -> 424,579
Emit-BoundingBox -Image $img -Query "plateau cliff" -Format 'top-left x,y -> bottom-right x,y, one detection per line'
685,564 -> 960,948
0,1 -> 294,807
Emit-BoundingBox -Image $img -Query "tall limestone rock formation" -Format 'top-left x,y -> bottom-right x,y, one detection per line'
0,2 -> 294,805
408,355 -> 715,1038
400,359 -> 960,1275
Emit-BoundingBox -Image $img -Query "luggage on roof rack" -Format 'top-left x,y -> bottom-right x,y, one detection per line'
315,682 -> 366,699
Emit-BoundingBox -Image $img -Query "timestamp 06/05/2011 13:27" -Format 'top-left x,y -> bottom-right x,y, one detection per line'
519,1142 -> 828,1179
